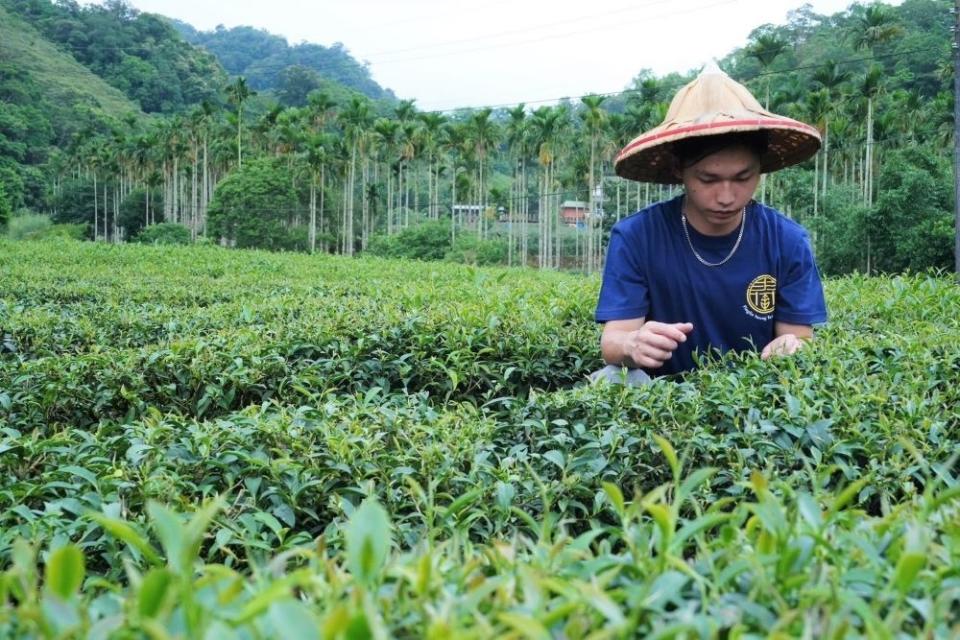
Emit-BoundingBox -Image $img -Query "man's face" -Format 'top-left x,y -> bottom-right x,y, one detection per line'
679,145 -> 762,236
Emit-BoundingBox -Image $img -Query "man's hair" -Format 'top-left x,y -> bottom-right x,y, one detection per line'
672,131 -> 768,169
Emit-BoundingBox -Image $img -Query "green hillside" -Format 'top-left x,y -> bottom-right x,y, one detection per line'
1,0 -> 227,114
0,4 -> 142,120
174,22 -> 396,104
0,3 -> 147,211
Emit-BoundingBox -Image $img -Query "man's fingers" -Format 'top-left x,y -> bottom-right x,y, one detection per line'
629,343 -> 670,366
625,321 -> 694,368
762,335 -> 804,360
642,345 -> 672,362
644,333 -> 679,352
645,321 -> 693,343
635,353 -> 667,369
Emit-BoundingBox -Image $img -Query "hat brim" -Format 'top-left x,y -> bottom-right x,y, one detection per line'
614,118 -> 822,184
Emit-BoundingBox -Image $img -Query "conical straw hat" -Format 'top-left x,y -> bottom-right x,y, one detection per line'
615,62 -> 821,184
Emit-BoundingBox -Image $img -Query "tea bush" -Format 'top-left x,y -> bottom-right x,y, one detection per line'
0,238 -> 958,638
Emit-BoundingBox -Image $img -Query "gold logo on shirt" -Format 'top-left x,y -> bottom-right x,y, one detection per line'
746,274 -> 777,315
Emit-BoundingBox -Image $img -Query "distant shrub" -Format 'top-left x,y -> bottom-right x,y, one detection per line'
135,223 -> 192,245
445,234 -> 507,266
7,212 -> 52,240
367,220 -> 452,261
43,223 -> 88,240
367,222 -> 509,266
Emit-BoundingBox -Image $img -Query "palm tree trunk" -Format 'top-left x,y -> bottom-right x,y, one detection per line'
202,134 -> 209,234
93,172 -> 98,241
822,119 -> 829,201
521,162 -> 528,267
361,158 -> 369,251
397,161 -> 404,230
450,165 -> 457,246
404,163 -> 410,229
588,136 -> 596,273
192,145 -> 199,239
172,156 -> 179,225
553,164 -> 560,269
319,167 -> 325,252
477,157 -> 484,240
309,177 -> 317,253
812,152 -> 819,219
537,172 -> 544,268
237,106 -> 243,168
867,111 -> 872,208
346,141 -> 357,255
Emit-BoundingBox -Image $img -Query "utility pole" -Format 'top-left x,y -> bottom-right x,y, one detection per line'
954,1 -> 960,278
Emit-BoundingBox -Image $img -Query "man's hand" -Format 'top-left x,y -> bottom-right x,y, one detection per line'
622,321 -> 694,369
761,333 -> 805,359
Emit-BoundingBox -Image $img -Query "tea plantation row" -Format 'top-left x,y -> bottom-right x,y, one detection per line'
1,239 -> 958,638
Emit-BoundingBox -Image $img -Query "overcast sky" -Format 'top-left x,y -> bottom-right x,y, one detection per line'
88,0 -> 889,111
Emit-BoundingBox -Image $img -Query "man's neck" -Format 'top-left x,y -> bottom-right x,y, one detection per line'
681,199 -> 745,237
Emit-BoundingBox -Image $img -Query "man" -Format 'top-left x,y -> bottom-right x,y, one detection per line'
593,62 -> 827,384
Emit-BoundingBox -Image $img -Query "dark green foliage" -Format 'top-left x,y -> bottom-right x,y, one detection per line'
276,65 -> 325,107
810,185 -> 871,275
135,223 -> 191,246
869,145 -> 954,273
445,234 -> 509,266
174,24 -> 289,76
118,187 -> 163,238
0,162 -> 26,214
206,158 -> 306,251
178,23 -> 394,101
368,222 -> 510,266
0,181 -> 11,229
50,178 -> 95,230
367,221 -> 452,261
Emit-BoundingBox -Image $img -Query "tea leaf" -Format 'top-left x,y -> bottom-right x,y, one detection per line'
138,568 -> 174,619
346,498 -> 392,587
44,545 -> 84,599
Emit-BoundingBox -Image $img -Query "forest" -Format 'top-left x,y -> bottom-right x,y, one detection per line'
0,0 -> 955,275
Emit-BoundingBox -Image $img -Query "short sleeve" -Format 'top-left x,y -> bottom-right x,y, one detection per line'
595,225 -> 650,322
776,230 -> 828,325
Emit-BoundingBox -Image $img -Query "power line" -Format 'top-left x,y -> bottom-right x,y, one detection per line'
417,45 -> 945,115
354,0 -> 679,60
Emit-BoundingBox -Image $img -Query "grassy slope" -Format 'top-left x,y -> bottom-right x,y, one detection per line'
0,4 -> 143,121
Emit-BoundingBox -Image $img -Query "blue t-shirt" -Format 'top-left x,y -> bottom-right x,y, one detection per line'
595,195 -> 827,376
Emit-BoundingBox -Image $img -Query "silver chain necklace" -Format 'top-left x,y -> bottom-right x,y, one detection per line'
681,206 -> 746,267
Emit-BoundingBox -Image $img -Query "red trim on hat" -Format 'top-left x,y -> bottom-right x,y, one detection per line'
616,118 -> 820,163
